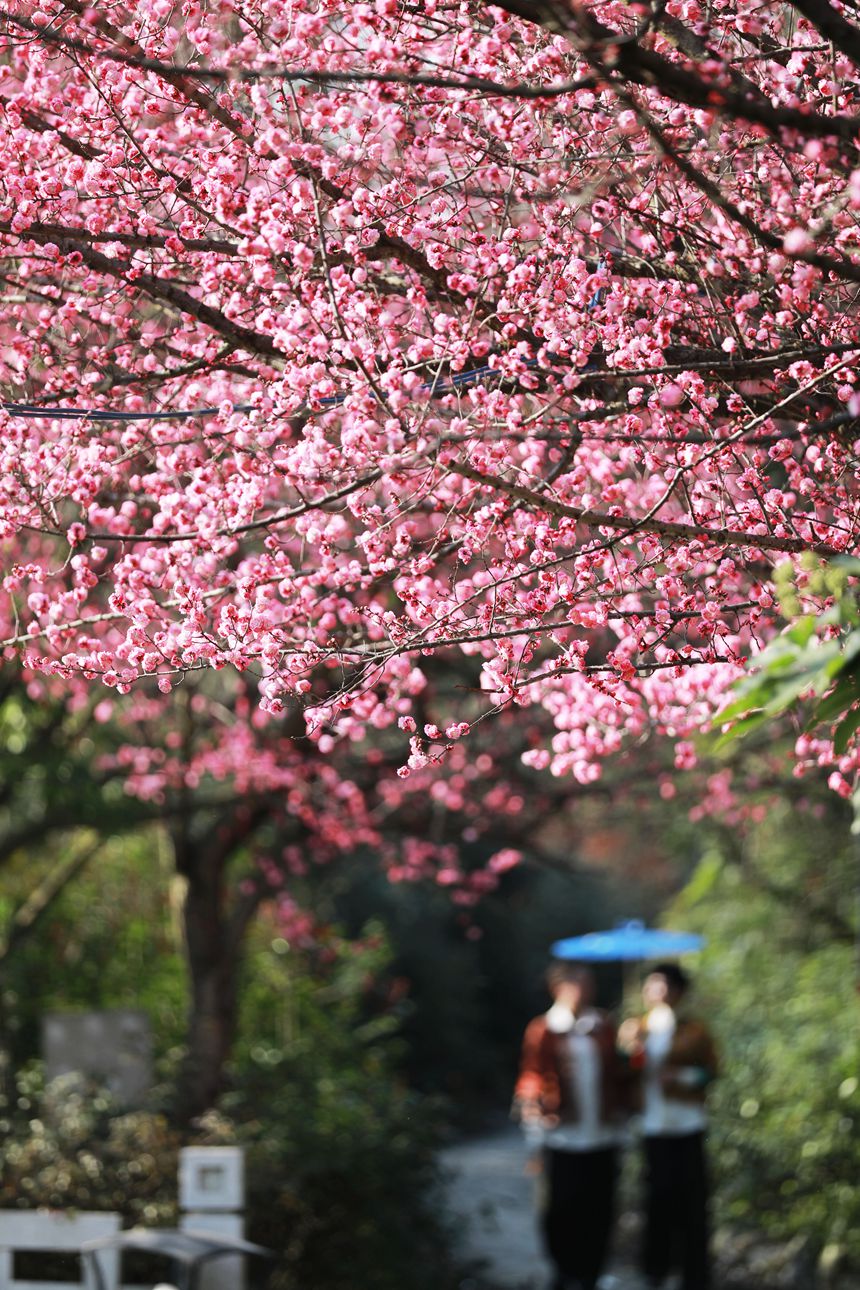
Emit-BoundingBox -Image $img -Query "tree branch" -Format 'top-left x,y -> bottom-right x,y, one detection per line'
0,837 -> 102,962
448,460 -> 848,558
788,0 -> 860,71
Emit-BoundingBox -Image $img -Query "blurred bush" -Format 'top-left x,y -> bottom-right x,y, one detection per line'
0,1066 -> 180,1223
227,920 -> 467,1290
0,827 -> 186,1074
669,804 -> 860,1267
0,925 -> 467,1290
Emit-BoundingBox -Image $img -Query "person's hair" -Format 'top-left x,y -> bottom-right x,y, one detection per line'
648,961 -> 691,994
546,961 -> 593,990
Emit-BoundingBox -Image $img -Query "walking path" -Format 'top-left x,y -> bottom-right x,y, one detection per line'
441,1126 -> 643,1290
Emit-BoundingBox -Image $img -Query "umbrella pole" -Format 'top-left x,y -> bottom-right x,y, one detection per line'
623,959 -> 638,1012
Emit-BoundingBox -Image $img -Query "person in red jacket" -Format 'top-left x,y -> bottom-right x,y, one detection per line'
513,962 -> 625,1290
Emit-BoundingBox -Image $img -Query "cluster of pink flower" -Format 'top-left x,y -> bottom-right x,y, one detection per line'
0,0 -> 857,798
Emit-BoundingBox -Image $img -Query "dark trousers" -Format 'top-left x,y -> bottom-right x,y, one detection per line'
642,1132 -> 711,1290
543,1146 -> 617,1290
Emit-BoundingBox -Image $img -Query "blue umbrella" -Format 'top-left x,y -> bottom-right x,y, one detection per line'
551,919 -> 704,962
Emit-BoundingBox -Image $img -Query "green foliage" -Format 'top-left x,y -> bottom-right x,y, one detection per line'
714,557 -> 860,754
0,828 -> 187,1069
0,680 -> 145,850
227,922 -> 467,1290
669,806 -> 860,1263
705,559 -> 860,1264
0,924 -> 467,1290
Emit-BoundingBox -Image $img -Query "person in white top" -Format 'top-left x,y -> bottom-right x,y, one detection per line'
619,962 -> 718,1290
514,963 -> 624,1290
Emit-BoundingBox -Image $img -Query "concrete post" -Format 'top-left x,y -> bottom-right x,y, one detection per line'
178,1147 -> 246,1290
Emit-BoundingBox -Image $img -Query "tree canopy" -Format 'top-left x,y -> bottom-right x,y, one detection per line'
0,0 -> 857,787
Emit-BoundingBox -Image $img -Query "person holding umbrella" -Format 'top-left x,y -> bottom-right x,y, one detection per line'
618,961 -> 719,1290
513,961 -> 625,1290
544,922 -> 714,1290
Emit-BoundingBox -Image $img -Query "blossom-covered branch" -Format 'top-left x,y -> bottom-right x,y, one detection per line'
0,0 -> 856,787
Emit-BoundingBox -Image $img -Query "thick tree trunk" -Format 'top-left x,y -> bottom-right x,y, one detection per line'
170,797 -> 269,1126
175,864 -> 239,1124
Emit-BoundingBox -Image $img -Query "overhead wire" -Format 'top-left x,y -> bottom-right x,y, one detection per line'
0,285 -> 609,423
0,357 -> 550,423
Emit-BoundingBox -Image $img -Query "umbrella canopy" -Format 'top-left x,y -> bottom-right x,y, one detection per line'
82,1229 -> 272,1262
551,920 -> 704,962
81,1228 -> 273,1290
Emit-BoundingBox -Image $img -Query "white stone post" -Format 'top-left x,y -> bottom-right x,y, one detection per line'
178,1147 -> 246,1290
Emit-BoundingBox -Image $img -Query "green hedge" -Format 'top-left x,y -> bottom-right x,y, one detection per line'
670,816 -> 860,1267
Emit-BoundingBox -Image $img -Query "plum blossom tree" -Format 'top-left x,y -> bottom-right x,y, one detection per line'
0,0 -> 858,787
3,646 -> 610,1118
108,669 -> 552,1119
1,0 -> 860,1108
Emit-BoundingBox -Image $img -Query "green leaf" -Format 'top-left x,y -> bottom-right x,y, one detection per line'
759,653 -> 841,714
838,630 -> 860,667
834,706 -> 860,756
811,676 -> 860,726
786,616 -> 817,647
713,709 -> 772,750
714,693 -> 767,724
680,853 -> 723,905
753,638 -> 804,669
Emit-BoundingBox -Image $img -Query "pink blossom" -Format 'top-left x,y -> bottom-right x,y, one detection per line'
0,0 -> 851,814
487,848 -> 523,874
783,227 -> 812,253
